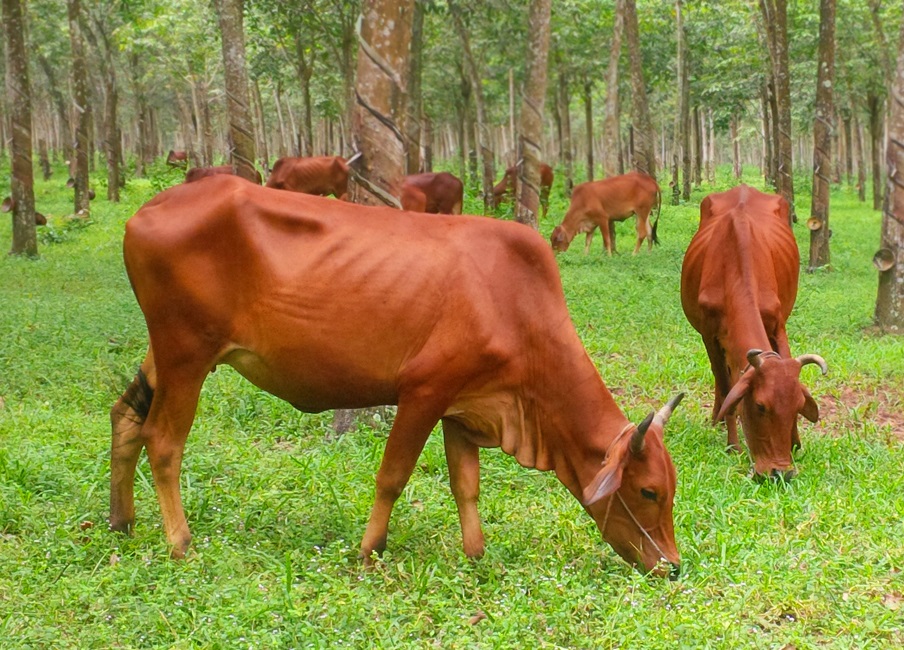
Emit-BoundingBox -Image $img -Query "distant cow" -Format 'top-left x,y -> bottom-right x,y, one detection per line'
265,155 -> 349,199
493,163 -> 554,219
166,150 -> 189,167
680,185 -> 827,481
550,172 -> 661,256
110,174 -> 685,578
399,172 -> 464,214
184,165 -> 263,185
2,197 -> 47,225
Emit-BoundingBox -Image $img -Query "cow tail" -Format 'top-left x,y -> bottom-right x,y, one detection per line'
651,189 -> 662,246
114,368 -> 155,426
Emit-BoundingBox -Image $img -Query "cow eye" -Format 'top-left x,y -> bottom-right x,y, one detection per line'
640,488 -> 658,502
755,402 -> 766,414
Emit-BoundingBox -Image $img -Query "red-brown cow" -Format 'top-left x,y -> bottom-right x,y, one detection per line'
184,165 -> 263,185
265,155 -> 349,199
399,172 -> 464,214
493,163 -> 554,219
680,185 -> 827,480
110,174 -> 685,577
166,150 -> 189,167
550,172 -> 661,256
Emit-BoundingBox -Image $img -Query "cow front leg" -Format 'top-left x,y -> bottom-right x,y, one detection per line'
602,219 -> 615,256
702,337 -> 741,453
359,399 -> 444,563
441,418 -> 485,558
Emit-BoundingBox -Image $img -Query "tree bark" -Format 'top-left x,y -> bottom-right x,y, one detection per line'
731,114 -> 742,179
841,108 -> 852,185
583,79 -> 594,181
213,0 -> 258,183
853,108 -> 866,202
84,13 -> 121,202
68,0 -> 91,215
868,92 -> 884,210
4,0 -> 38,256
760,0 -> 795,221
808,0 -> 835,271
873,11 -> 904,331
450,3 -> 495,212
693,105 -> 702,186
251,77 -> 270,173
623,0 -> 656,179
515,0 -> 552,229
602,0 -> 624,178
37,54 -> 73,175
405,0 -> 424,174
675,0 -> 690,201
557,68 -> 574,197
761,81 -> 774,188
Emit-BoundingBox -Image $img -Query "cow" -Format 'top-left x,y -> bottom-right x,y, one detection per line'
492,163 -> 554,219
184,164 -> 263,185
265,155 -> 349,199
399,172 -> 464,214
166,150 -> 189,168
2,197 -> 47,225
550,172 -> 661,256
109,174 -> 685,578
680,185 -> 827,481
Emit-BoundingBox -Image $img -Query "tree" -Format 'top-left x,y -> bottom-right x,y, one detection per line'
623,0 -> 655,179
873,10 -> 904,332
671,0 -> 690,204
213,0 -> 258,182
514,0 -> 552,229
808,0 -> 835,271
67,0 -> 91,216
602,0 -> 624,178
4,0 -> 38,256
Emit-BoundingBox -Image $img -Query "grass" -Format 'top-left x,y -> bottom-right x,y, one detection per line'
1,160 -> 902,648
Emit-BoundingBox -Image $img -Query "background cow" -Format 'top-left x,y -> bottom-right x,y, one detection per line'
184,165 -> 263,185
492,163 -> 554,219
680,185 -> 827,481
550,172 -> 661,256
110,174 -> 684,578
265,155 -> 349,199
166,150 -> 189,168
399,171 -> 464,214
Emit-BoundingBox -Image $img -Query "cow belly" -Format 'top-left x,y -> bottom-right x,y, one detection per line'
221,348 -> 399,412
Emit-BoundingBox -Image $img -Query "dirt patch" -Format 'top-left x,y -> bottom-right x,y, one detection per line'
819,386 -> 904,442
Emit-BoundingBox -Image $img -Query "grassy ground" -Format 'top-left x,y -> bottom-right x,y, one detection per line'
0,160 -> 902,649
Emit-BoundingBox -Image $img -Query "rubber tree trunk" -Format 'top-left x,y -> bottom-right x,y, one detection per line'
676,0 -> 690,201
4,0 -> 38,256
603,0 -> 624,178
38,54 -> 73,176
515,0 -> 552,229
807,0 -> 835,271
873,12 -> 904,331
68,0 -> 91,216
405,0 -> 424,175
868,92 -> 884,211
213,0 -> 258,183
583,79 -> 594,181
558,68 -> 574,198
623,0 -> 656,179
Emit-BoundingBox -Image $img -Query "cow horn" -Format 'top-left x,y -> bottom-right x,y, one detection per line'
746,349 -> 765,368
796,354 -> 828,375
653,392 -> 685,429
630,412 -> 655,455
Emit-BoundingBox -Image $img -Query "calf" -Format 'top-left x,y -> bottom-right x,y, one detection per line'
493,163 -> 554,219
184,165 -> 263,185
550,172 -> 660,256
680,185 -> 827,480
110,174 -> 685,577
399,172 -> 464,214
265,155 -> 349,199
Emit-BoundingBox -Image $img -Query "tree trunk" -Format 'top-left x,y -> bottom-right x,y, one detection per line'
37,55 -> 73,175
808,0 -> 835,271
874,12 -> 904,331
676,0 -> 690,201
853,109 -> 866,202
623,0 -> 656,179
405,0 -> 424,174
559,70 -> 574,197
731,114 -> 742,179
603,0 -> 624,178
762,81 -> 774,188
583,79 -> 594,181
68,0 -> 91,215
514,0 -> 552,229
4,0 -> 38,256
693,105 -> 702,186
84,14 -> 121,202
868,92 -> 884,210
293,34 -> 315,156
760,0 -> 795,221
128,52 -> 151,177
214,0 -> 257,183
251,77 -> 270,173
842,108 -> 853,185
450,3 -> 495,212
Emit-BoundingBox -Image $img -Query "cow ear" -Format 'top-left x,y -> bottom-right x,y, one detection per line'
699,196 -> 713,223
776,196 -> 790,225
715,370 -> 754,423
582,442 -> 630,506
800,387 -> 819,422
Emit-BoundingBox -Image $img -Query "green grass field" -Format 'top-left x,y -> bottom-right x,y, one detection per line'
1,161 -> 902,648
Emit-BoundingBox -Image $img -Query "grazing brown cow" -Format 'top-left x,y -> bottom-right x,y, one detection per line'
166,150 -> 189,167
680,185 -> 827,481
399,172 -> 464,214
110,174 -> 685,577
492,163 -> 554,218
550,172 -> 661,256
184,165 -> 263,185
265,155 -> 349,199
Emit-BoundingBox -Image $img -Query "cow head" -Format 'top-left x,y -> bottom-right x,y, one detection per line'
582,394 -> 683,579
716,349 -> 827,480
550,225 -> 572,251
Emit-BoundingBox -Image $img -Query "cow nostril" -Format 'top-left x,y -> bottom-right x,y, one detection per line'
770,468 -> 797,483
669,562 -> 681,581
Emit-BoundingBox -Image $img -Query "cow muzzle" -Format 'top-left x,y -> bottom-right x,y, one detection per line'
753,466 -> 798,483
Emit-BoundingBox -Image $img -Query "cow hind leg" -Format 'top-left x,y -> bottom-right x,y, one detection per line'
109,352 -> 156,535
441,418 -> 485,558
634,211 -> 652,254
359,395 -> 448,563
